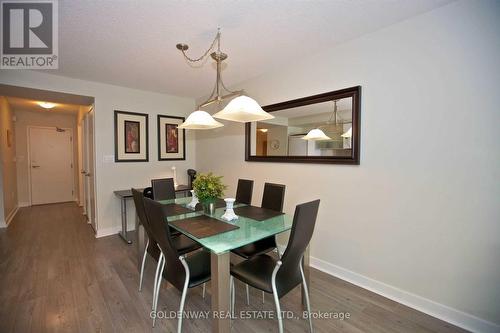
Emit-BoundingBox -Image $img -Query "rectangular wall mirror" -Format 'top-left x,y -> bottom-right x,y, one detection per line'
245,86 -> 361,164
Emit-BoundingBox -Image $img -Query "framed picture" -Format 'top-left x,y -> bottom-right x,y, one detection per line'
157,115 -> 185,160
114,110 -> 149,162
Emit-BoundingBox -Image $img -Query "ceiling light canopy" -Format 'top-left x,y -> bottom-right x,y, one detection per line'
38,101 -> 56,109
302,128 -> 331,141
175,28 -> 273,129
178,110 -> 223,130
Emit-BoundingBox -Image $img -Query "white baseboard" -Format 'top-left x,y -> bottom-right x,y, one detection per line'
5,206 -> 19,226
310,257 -> 500,333
95,225 -> 121,238
18,202 -> 30,208
95,225 -> 136,238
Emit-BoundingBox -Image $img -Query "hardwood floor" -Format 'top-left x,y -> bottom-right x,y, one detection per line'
0,203 -> 468,333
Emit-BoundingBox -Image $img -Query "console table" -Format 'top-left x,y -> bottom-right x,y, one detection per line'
113,185 -> 191,244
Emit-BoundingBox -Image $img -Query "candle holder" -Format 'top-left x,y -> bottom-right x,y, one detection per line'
171,166 -> 178,187
187,190 -> 199,209
221,198 -> 238,221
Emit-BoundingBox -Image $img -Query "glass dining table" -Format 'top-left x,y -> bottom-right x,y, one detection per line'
134,196 -> 309,333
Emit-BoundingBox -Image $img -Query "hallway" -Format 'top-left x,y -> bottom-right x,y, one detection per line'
0,203 -> 466,333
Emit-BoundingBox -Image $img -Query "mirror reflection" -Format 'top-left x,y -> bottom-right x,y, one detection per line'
251,97 -> 353,157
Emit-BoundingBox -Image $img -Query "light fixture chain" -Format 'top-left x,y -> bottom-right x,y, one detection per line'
180,30 -> 220,63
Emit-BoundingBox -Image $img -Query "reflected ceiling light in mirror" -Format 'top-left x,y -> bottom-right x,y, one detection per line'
341,127 -> 352,138
38,101 -> 56,109
213,96 -> 274,122
178,110 -> 223,129
302,128 -> 331,141
176,28 -> 273,129
259,128 -> 268,133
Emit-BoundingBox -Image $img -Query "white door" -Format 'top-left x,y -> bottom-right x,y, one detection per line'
83,107 -> 96,231
29,127 -> 74,205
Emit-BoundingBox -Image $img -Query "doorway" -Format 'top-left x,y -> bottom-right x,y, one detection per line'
0,84 -> 96,233
28,126 -> 74,205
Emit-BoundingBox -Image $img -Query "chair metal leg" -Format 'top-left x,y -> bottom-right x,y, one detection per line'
300,261 -> 314,333
202,283 -> 206,299
152,253 -> 164,327
152,252 -> 163,310
139,238 -> 150,291
153,256 -> 166,327
271,261 -> 284,333
178,256 -> 191,333
245,284 -> 250,305
230,276 -> 235,317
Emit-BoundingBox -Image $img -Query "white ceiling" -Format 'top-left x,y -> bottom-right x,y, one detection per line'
46,0 -> 452,98
6,96 -> 80,115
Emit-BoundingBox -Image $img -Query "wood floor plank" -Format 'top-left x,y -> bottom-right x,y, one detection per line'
0,203 -> 469,333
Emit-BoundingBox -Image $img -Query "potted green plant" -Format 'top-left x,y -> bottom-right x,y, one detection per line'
192,172 -> 227,215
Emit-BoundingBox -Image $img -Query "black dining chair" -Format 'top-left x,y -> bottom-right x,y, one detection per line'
151,178 -> 176,201
231,182 -> 285,303
230,199 -> 320,333
132,188 -> 160,291
133,189 -> 202,327
144,197 -> 211,332
235,179 -> 254,205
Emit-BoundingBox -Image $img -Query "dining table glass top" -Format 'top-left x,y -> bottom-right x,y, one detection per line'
157,197 -> 293,254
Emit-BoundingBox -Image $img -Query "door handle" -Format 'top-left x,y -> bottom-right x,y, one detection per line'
81,171 -> 87,174
32,165 -> 41,168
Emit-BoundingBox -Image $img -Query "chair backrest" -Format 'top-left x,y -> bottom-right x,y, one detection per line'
143,187 -> 154,199
235,179 -> 254,205
276,199 -> 320,296
187,169 -> 197,188
143,197 -> 186,291
132,188 -> 153,236
151,178 -> 175,201
261,183 -> 286,212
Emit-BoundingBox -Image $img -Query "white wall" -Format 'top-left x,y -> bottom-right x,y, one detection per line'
0,96 -> 18,226
195,1 -> 500,332
13,110 -> 78,206
0,71 -> 196,234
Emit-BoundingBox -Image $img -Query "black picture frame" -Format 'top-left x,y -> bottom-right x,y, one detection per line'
114,110 -> 149,162
245,86 -> 361,165
157,114 -> 186,161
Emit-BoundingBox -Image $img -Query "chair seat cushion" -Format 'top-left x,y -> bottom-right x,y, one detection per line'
230,254 -> 278,293
186,250 -> 211,288
231,236 -> 276,259
173,234 -> 202,255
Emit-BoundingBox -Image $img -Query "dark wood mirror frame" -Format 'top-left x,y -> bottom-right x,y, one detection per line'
245,86 -> 361,165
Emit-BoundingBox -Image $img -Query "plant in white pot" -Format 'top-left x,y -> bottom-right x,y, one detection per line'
192,173 -> 227,215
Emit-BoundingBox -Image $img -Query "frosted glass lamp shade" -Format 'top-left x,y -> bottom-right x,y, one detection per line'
302,128 -> 331,141
341,127 -> 352,138
178,110 -> 224,129
212,96 -> 274,122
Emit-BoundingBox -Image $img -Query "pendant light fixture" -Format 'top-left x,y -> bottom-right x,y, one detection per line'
302,128 -> 331,141
176,29 -> 273,129
341,127 -> 352,138
303,100 -> 349,141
